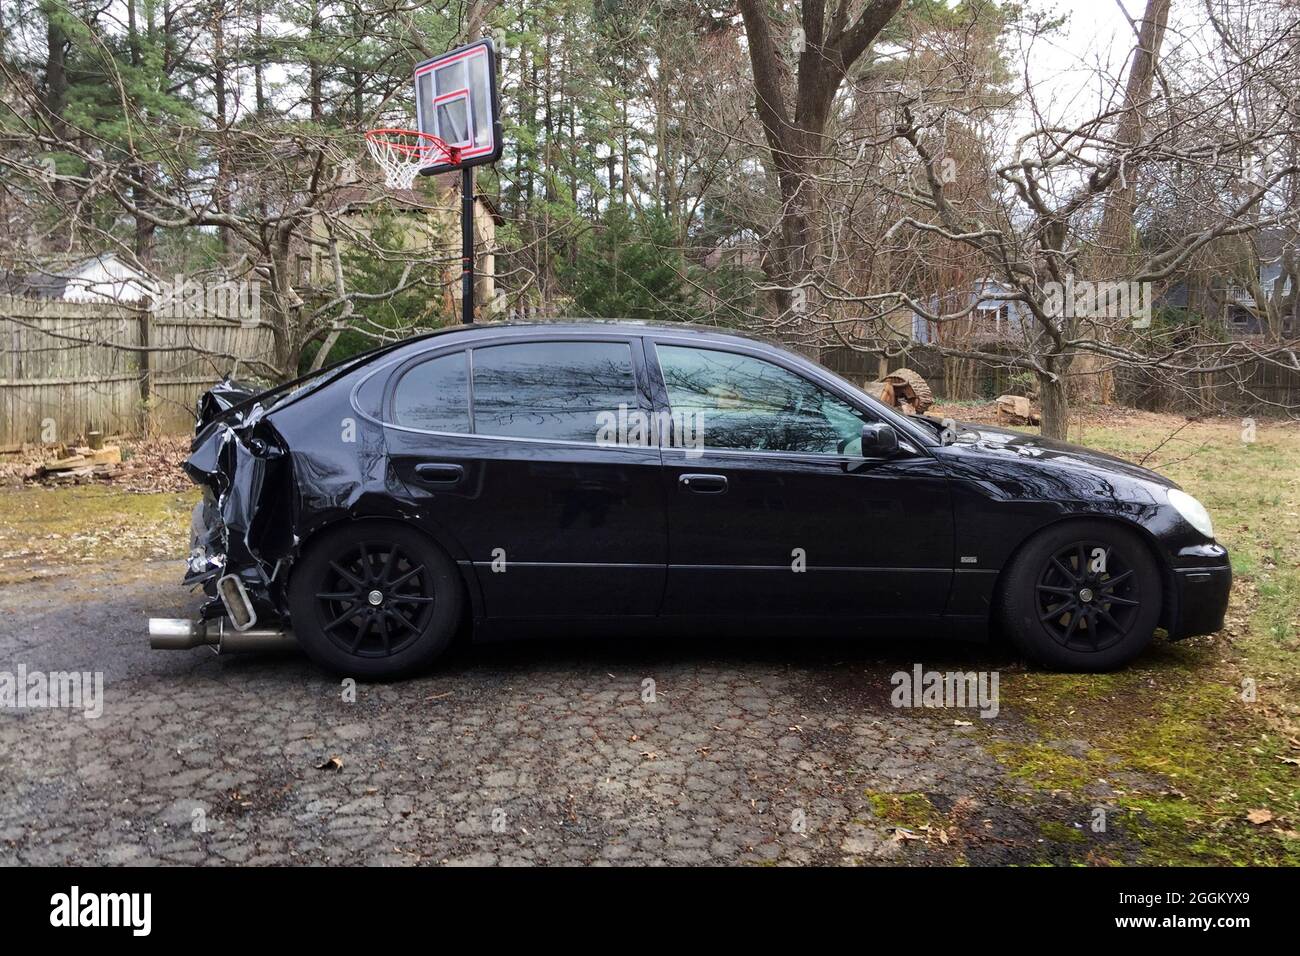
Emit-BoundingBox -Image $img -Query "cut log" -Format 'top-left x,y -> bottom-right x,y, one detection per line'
996,394 -> 1041,425
863,380 -> 896,407
864,368 -> 934,415
883,368 -> 934,414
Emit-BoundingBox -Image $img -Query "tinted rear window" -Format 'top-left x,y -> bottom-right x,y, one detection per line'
472,341 -> 636,442
392,352 -> 470,432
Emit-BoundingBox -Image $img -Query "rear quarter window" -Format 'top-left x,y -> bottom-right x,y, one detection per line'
391,351 -> 470,432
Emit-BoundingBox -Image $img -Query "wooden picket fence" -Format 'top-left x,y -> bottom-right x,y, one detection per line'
0,294 -> 274,447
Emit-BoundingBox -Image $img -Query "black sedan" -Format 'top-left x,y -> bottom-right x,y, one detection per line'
159,322 -> 1232,679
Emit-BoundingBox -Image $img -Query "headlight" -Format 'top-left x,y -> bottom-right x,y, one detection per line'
1168,488 -> 1214,540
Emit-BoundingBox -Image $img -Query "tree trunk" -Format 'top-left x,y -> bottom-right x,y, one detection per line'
213,4 -> 230,253
736,0 -> 904,330
1095,0 -> 1172,266
126,0 -> 155,267
1038,364 -> 1071,441
1081,0 -> 1172,402
308,2 -> 323,122
254,9 -> 266,113
40,3 -> 76,226
42,6 -> 68,124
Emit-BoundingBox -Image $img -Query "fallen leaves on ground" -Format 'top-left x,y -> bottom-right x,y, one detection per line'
1,435 -> 193,493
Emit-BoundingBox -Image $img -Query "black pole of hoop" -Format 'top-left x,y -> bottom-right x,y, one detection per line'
461,166 -> 474,324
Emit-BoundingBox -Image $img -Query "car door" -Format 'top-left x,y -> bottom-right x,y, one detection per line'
647,339 -> 953,621
384,335 -> 666,619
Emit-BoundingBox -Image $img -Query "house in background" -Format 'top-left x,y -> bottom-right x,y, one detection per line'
1152,228 -> 1296,339
1224,228 -> 1296,338
912,277 -> 1032,344
1,253 -> 156,304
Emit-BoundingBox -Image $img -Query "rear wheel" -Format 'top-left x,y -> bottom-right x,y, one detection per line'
998,520 -> 1162,671
288,521 -> 462,679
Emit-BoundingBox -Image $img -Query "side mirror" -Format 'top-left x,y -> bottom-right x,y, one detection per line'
860,422 -> 898,458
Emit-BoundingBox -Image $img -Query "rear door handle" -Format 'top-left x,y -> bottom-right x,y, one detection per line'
680,473 -> 727,494
414,462 -> 464,484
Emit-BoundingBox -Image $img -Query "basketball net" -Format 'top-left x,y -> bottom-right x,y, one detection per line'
364,129 -> 459,190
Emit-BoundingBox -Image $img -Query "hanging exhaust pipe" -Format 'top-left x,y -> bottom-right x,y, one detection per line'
148,617 -> 210,650
148,617 -> 297,653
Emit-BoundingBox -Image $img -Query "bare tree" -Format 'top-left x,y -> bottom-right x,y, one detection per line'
737,0 -> 904,321
742,0 -> 1300,438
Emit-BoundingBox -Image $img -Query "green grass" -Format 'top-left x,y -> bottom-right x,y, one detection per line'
988,414 -> 1300,864
1039,820 -> 1087,844
1078,416 -> 1300,724
864,791 -> 942,829
0,484 -> 196,581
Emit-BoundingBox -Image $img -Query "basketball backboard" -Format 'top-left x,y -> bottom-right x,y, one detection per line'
413,37 -> 503,176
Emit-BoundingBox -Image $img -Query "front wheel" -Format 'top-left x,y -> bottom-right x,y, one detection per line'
998,520 -> 1163,671
287,521 -> 463,680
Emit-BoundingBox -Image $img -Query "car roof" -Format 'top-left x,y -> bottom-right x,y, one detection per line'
302,318 -> 938,450
390,319 -> 778,350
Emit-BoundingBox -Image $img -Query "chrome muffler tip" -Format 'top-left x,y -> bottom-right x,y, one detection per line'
148,618 -> 214,650
216,574 -> 258,631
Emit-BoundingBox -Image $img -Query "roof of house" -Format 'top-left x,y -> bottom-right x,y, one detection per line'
0,253 -> 153,300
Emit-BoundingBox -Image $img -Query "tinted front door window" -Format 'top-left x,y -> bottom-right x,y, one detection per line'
472,341 -> 636,443
656,345 -> 867,454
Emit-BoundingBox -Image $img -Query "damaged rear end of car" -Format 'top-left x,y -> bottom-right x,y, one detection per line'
151,342 -> 424,655
184,390 -> 298,632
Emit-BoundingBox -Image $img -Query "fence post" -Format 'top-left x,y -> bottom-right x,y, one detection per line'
139,301 -> 154,434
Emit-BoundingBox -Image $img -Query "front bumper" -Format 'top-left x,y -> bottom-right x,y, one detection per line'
1168,558 -> 1232,640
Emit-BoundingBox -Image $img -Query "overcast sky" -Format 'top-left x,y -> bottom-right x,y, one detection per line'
1017,0 -> 1155,126
1015,0 -> 1223,122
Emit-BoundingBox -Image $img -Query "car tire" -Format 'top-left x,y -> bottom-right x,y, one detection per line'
998,520 -> 1163,671
287,520 -> 463,680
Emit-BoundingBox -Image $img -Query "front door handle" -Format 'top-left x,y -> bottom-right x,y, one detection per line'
414,462 -> 464,484
680,473 -> 727,494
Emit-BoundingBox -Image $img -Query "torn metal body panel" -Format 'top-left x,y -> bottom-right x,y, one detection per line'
184,400 -> 293,625
195,378 -> 262,423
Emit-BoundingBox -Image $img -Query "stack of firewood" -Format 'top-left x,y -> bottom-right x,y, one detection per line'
38,444 -> 123,483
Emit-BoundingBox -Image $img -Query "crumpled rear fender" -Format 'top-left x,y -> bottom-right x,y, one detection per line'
184,405 -> 295,624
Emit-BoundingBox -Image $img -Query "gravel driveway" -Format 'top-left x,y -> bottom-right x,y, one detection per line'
0,561 -> 1131,866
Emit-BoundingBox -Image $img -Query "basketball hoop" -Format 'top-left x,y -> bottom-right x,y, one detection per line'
364,128 -> 459,189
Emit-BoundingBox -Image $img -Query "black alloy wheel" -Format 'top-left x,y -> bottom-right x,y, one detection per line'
1035,540 -> 1141,653
314,540 -> 435,658
288,521 -> 462,679
999,520 -> 1162,671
